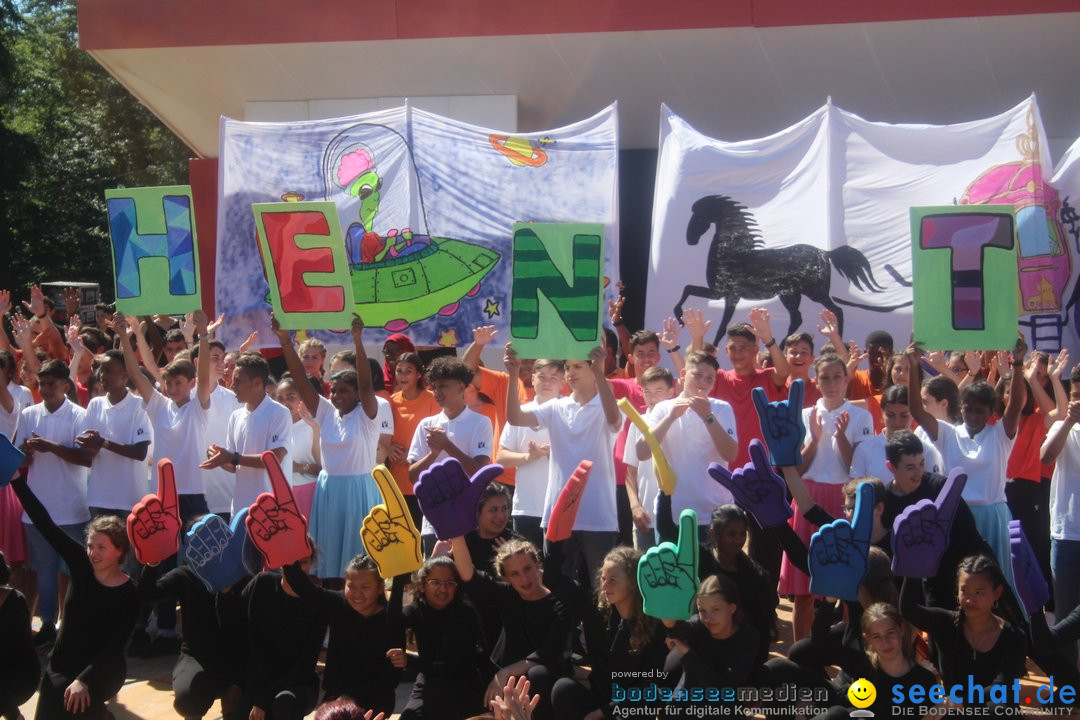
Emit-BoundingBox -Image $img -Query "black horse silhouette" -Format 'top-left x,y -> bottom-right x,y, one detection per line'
674,195 -> 886,345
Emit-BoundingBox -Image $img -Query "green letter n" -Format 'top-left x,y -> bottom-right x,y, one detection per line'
511,229 -> 601,341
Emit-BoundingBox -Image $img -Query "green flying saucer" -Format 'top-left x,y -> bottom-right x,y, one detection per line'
350,235 -> 499,332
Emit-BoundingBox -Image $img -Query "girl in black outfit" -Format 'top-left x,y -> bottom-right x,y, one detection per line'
662,574 -> 761,714
547,543 -> 668,720
0,551 -> 39,720
900,555 -> 1028,708
281,555 -> 405,716
695,504 -> 778,665
388,556 -> 486,720
810,603 -> 936,720
238,544 -> 327,720
136,549 -> 247,720
12,477 -> 137,720
450,536 -> 574,719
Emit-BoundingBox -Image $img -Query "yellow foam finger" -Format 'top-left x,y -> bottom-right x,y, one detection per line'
618,398 -> 678,496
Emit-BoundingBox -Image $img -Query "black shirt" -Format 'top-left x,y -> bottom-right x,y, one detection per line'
241,572 -> 327,709
281,563 -> 405,702
138,565 -> 227,669
463,570 -> 574,669
667,619 -> 761,689
14,479 -> 137,686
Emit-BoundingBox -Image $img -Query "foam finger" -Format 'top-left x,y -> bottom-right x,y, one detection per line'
372,465 -> 408,518
850,482 -> 875,546
788,378 -> 804,414
935,470 -> 967,526
261,451 -> 296,507
156,459 -> 178,513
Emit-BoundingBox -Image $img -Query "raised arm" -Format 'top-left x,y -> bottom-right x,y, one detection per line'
114,314 -> 157,402
906,344 -> 938,440
503,343 -> 538,428
780,466 -> 814,517
351,314 -> 379,420
1045,351 -> 1069,427
449,535 -> 475,583
1001,345 -> 1028,439
462,325 -> 497,374
272,314 -> 319,416
1040,399 -> 1080,464
9,313 -> 40,376
194,310 -> 212,409
682,308 -> 711,354
818,310 -> 848,363
750,308 -> 789,383
659,315 -> 685,376
129,317 -> 163,385
590,346 -> 622,430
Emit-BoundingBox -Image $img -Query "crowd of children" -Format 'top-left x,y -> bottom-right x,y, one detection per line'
0,283 -> 1079,720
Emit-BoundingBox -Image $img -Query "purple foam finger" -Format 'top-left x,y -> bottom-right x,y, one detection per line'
414,459 -> 504,541
1009,519 -> 1050,615
934,469 -> 967,538
891,498 -> 947,578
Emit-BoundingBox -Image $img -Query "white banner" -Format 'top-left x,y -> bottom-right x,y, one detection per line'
646,97 -> 1078,356
217,104 -> 619,349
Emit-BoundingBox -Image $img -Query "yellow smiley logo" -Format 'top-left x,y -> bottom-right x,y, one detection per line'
847,678 -> 877,709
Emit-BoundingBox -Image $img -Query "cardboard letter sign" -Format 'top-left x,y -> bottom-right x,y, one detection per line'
106,185 -> 201,315
912,206 -> 1018,351
510,223 -> 603,360
253,201 -> 355,330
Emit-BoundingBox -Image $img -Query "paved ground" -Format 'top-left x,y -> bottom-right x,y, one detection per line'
18,597 -> 1079,719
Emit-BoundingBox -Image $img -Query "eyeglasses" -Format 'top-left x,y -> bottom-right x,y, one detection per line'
426,579 -> 458,589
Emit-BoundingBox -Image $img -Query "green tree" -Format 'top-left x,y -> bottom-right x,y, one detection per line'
1,0 -> 191,300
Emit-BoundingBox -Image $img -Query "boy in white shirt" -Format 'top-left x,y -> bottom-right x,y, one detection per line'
639,351 -> 738,542
505,344 -> 622,588
16,359 -> 90,644
191,338 -> 242,519
623,366 -> 677,551
77,349 -> 152,518
118,311 -> 213,518
497,358 -> 565,548
408,357 -> 493,552
202,353 -> 292,515
119,312 -> 214,655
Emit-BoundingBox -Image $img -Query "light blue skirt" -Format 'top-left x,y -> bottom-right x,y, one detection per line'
969,502 -> 1018,598
309,471 -> 380,578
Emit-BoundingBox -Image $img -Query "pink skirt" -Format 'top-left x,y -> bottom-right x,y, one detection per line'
0,484 -> 27,563
778,478 -> 846,596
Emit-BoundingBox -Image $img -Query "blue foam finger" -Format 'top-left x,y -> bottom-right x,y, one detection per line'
0,433 -> 25,488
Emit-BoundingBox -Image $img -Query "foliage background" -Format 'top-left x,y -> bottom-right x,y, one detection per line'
0,0 -> 191,300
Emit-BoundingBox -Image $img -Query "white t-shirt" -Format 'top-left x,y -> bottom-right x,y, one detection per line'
315,395 -> 380,475
801,400 -> 874,485
0,388 -> 21,439
226,396 -> 292,514
83,392 -> 152,510
1046,420 -> 1080,541
408,407 -> 493,536
850,430 -> 943,485
144,391 -> 209,495
623,424 -> 657,529
934,420 -> 1013,506
201,384 -> 242,513
7,382 -> 32,414
376,396 -> 394,437
532,393 -> 620,533
647,396 -> 739,525
17,399 -> 89,525
290,419 -> 319,487
499,399 -> 551,518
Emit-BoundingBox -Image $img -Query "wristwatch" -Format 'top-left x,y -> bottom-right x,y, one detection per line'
705,414 -> 716,425
231,451 -> 241,467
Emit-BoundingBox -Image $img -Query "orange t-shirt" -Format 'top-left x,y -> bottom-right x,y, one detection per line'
476,367 -> 529,485
389,389 -> 440,495
848,369 -> 876,401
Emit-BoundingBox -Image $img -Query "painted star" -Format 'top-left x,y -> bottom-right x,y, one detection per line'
484,298 -> 501,318
438,328 -> 459,348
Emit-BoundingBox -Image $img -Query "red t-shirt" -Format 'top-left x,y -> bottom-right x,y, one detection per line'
710,368 -> 783,468
1006,410 -> 1052,482
610,378 -> 645,487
